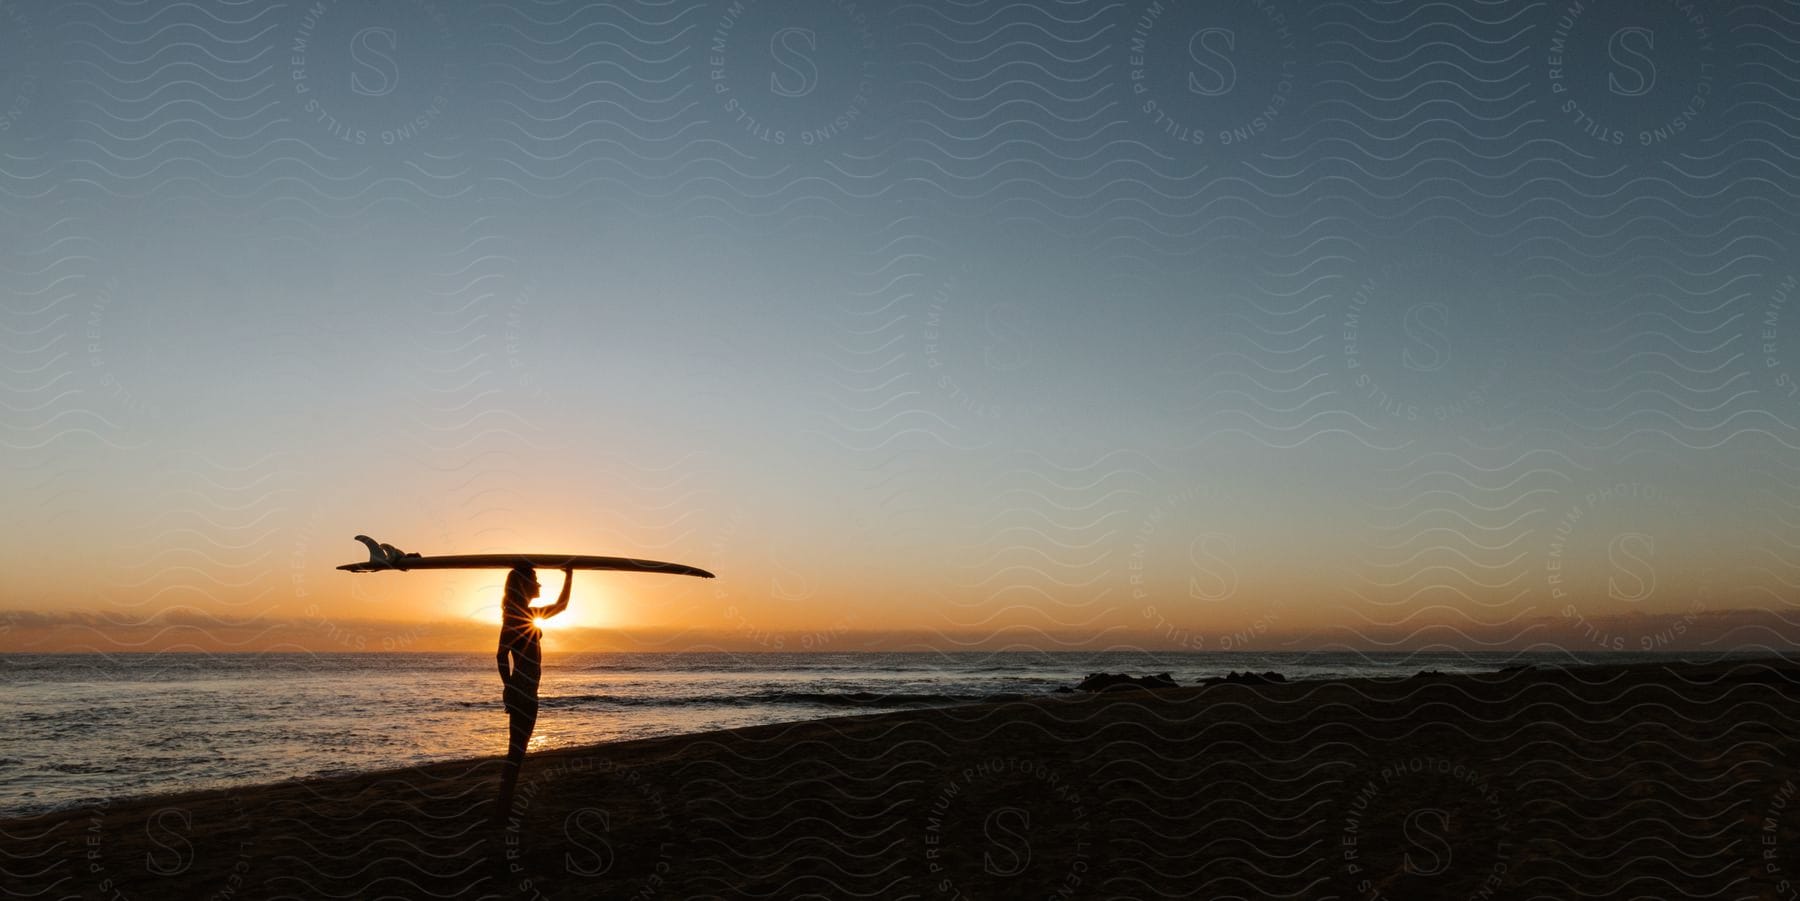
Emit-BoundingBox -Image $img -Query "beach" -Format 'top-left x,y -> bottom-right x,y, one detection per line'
4,656 -> 1798,899
7,649 -> 1685,813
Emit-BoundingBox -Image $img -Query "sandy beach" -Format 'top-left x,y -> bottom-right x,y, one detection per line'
4,657 -> 1798,900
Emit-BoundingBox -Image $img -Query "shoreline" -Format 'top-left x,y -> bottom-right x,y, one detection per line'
13,647 -> 1758,817
7,655 -> 1799,899
4,651 -> 1789,820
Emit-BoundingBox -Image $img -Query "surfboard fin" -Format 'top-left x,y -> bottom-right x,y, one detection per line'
353,535 -> 386,565
353,535 -> 411,567
344,536 -> 423,571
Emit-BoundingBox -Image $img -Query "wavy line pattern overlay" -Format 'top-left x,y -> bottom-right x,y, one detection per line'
3,0 -> 1800,898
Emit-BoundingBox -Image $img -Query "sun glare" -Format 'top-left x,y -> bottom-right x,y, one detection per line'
534,584 -> 609,632
469,573 -> 613,635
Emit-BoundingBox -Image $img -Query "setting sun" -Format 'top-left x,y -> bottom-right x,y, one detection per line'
533,611 -> 579,631
532,577 -> 608,631
458,571 -> 614,634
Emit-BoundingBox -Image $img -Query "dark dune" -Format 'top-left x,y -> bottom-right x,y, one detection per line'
4,657 -> 1800,900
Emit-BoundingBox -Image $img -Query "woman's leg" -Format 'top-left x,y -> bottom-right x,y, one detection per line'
506,645 -> 541,764
494,644 -> 542,823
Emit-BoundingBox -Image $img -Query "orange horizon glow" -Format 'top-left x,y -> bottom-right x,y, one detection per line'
0,482 -> 1773,655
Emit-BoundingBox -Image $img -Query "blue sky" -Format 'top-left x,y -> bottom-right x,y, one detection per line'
3,0 -> 1797,651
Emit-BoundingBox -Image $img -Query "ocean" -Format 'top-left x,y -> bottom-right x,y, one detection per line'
0,649 -> 1733,815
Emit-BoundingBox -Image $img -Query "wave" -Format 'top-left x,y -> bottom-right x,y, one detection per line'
513,689 -> 1024,710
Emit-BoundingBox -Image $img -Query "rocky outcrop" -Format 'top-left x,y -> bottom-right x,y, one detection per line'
1199,670 -> 1287,686
1073,672 -> 1181,692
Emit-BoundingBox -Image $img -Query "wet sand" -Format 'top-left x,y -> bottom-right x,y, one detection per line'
4,657 -> 1799,900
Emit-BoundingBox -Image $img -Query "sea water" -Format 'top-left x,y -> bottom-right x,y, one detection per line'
0,649 -> 1734,814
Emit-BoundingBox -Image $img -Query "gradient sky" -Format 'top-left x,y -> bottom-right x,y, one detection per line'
3,0 -> 1798,653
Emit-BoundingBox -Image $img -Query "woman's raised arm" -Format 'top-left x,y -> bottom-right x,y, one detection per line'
536,567 -> 574,619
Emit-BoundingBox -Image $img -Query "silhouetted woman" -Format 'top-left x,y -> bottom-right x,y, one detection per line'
494,564 -> 572,822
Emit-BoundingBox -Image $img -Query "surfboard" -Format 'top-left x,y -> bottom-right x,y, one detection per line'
335,535 -> 715,578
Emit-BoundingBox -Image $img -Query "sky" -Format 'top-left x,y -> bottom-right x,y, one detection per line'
3,0 -> 1798,653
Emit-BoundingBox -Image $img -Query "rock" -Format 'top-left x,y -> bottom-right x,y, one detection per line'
1199,670 -> 1288,687
1073,672 -> 1180,692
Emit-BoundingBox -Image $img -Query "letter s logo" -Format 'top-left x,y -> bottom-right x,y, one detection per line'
983,302 -> 1032,372
1186,28 -> 1237,96
1401,302 -> 1450,372
1607,532 -> 1656,603
144,807 -> 194,876
1186,532 -> 1239,601
563,808 -> 615,876
982,807 -> 1032,876
350,27 -> 400,97
1402,808 -> 1454,877
1607,26 -> 1656,97
769,27 -> 819,97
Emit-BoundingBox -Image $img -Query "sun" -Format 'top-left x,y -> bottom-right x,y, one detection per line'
530,581 -> 609,631
467,572 -> 613,635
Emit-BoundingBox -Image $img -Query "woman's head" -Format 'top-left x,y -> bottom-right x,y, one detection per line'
504,566 -> 541,604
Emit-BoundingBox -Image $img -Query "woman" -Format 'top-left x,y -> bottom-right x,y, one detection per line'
494,564 -> 573,822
